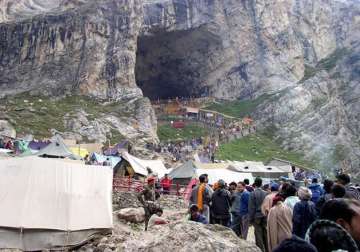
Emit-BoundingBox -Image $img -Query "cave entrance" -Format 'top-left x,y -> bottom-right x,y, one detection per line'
135,27 -> 220,100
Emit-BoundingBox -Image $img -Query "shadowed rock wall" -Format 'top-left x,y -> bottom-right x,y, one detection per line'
0,0 -> 358,100
0,0 -> 143,100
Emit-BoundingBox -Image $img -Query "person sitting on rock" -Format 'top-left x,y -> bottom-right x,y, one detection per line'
148,208 -> 168,229
189,204 -> 208,224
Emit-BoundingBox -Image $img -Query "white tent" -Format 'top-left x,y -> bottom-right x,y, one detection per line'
0,156 -> 113,250
169,161 -> 254,185
196,168 -> 253,185
35,134 -> 80,159
121,152 -> 168,178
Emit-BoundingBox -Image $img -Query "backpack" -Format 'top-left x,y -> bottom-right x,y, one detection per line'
310,186 -> 321,203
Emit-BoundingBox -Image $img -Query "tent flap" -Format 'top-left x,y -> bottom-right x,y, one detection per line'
169,161 -> 196,179
122,152 -> 167,178
0,156 -> 113,231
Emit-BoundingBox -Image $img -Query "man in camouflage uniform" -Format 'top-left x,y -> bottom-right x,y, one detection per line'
137,176 -> 161,231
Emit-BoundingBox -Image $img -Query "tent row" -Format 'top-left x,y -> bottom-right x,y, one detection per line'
15,135 -> 122,168
1,135 -> 129,160
15,135 -> 168,176
168,160 -> 294,185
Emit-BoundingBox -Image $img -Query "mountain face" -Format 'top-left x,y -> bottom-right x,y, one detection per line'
255,44 -> 360,177
1,0 -> 358,99
0,0 -> 359,174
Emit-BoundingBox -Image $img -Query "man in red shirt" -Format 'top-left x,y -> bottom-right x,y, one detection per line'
161,174 -> 172,194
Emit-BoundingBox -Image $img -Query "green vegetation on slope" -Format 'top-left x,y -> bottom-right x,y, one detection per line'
204,94 -> 273,118
157,122 -> 208,141
216,133 -> 316,168
300,48 -> 349,82
0,93 -> 130,139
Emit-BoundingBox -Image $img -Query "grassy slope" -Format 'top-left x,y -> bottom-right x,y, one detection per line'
204,94 -> 273,118
216,133 -> 316,168
1,93 -> 128,141
157,95 -> 315,167
157,122 -> 208,141
300,48 -> 349,83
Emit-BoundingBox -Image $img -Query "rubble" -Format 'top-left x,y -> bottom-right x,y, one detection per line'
75,220 -> 260,252
113,192 -> 187,211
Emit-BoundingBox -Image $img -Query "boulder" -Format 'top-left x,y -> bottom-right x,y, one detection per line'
0,120 -> 16,138
116,208 -> 145,223
121,221 -> 261,252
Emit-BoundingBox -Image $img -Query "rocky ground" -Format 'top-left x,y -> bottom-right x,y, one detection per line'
76,219 -> 259,252
0,94 -> 158,148
112,192 -> 188,211
74,191 -> 259,252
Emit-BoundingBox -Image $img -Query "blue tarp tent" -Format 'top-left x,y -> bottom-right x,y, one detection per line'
103,141 -> 129,156
90,153 -> 121,168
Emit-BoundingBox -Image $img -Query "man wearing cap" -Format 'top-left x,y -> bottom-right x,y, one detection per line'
292,187 -> 317,238
138,176 -> 160,203
261,183 -> 279,217
137,176 -> 161,231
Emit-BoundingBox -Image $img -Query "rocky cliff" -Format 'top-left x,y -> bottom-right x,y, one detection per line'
0,0 -> 359,173
1,0 -> 358,99
255,43 -> 360,177
0,0 -> 143,99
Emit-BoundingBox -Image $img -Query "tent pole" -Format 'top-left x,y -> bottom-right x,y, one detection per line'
66,230 -> 70,251
19,227 -> 23,250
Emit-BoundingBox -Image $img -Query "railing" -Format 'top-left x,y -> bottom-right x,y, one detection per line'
113,177 -> 191,197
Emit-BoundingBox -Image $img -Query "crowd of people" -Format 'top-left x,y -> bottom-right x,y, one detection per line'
0,137 -> 27,154
0,137 -> 13,150
145,120 -> 256,164
146,138 -> 202,162
145,136 -> 219,163
185,173 -> 360,252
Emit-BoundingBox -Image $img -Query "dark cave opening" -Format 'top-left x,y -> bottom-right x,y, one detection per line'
135,27 -> 221,100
